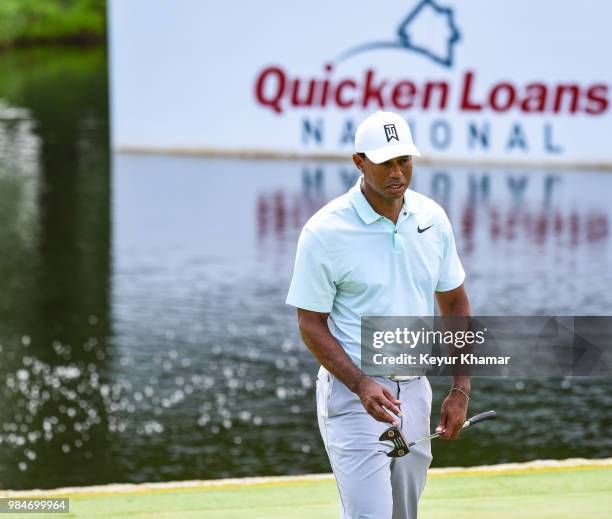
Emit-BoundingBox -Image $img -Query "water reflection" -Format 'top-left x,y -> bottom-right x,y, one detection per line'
110,154 -> 612,483
0,48 -> 611,491
0,48 -> 111,489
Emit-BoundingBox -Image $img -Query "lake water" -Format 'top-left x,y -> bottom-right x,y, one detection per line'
0,48 -> 610,490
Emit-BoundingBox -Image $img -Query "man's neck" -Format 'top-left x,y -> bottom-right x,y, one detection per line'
361,182 -> 403,224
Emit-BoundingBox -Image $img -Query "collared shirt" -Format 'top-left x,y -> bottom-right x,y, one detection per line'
286,177 -> 465,366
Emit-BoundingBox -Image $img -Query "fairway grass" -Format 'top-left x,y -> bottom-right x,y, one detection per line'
4,459 -> 611,518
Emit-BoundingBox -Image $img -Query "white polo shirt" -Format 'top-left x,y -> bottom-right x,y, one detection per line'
286,177 -> 465,366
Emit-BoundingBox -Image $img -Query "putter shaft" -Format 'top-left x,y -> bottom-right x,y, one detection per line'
408,432 -> 440,447
409,410 -> 497,447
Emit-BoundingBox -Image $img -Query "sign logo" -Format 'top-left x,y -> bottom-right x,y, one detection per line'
336,0 -> 461,67
252,0 -> 609,159
384,124 -> 399,142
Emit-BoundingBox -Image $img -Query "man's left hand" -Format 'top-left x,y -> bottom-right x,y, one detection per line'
435,389 -> 469,440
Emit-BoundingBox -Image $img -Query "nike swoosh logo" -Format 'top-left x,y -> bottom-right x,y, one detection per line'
417,225 -> 434,233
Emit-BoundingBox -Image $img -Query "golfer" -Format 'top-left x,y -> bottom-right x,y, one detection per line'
286,110 -> 471,518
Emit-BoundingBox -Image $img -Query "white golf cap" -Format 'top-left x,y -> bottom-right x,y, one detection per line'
355,110 -> 420,164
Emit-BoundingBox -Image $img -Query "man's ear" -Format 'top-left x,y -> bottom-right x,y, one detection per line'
352,153 -> 364,171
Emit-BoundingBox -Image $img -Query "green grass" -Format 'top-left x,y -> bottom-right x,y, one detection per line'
0,0 -> 106,47
24,466 -> 612,519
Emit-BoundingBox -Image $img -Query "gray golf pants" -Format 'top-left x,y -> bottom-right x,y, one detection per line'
316,367 -> 433,519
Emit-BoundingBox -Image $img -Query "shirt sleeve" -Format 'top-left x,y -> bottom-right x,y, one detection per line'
435,213 -> 466,292
286,228 -> 337,312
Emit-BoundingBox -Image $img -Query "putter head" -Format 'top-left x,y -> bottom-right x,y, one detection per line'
379,426 -> 410,457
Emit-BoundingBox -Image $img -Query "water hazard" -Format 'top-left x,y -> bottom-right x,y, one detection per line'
0,48 -> 610,490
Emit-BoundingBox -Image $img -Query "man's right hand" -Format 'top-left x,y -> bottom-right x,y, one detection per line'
354,376 -> 402,426
295,309 -> 403,426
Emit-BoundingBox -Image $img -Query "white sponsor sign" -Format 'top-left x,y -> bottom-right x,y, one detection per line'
109,0 -> 612,166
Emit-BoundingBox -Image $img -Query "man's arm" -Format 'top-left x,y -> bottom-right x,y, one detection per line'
296,308 -> 402,426
434,283 -> 471,440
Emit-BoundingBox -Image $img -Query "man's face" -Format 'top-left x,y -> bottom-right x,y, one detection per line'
352,153 -> 413,201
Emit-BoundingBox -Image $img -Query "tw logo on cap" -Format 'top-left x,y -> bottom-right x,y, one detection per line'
384,124 -> 399,143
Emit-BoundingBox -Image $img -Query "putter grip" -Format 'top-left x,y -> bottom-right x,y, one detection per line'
465,410 -> 496,426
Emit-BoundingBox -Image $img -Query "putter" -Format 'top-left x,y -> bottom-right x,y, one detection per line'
379,410 -> 497,457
